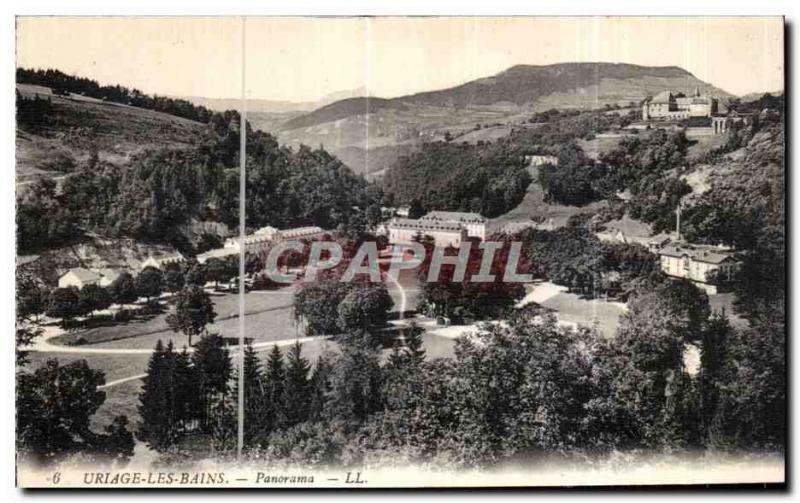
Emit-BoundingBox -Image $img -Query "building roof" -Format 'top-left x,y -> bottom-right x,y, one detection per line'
278,226 -> 324,239
659,243 -> 737,265
98,268 -> 123,282
389,218 -> 464,233
650,91 -> 673,104
254,225 -> 279,236
420,211 -> 487,224
60,267 -> 102,282
150,251 -> 184,261
197,247 -> 238,262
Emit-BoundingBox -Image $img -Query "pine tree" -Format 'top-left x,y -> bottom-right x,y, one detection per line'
281,342 -> 311,428
174,346 -> 199,432
137,340 -> 181,451
234,340 -> 266,447
263,345 -> 285,432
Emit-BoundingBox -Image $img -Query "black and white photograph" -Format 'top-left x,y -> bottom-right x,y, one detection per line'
12,15 -> 786,488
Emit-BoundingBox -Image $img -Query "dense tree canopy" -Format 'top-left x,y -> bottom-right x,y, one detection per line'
17,358 -> 133,465
17,113 -> 378,254
383,141 -> 531,218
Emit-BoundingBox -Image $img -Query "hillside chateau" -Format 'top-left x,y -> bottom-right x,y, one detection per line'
642,88 -> 718,121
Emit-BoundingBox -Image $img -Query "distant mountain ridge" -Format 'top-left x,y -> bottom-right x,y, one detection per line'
177,86 -> 373,114
282,62 -> 732,131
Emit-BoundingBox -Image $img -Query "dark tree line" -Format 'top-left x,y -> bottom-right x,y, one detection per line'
17,68 -> 215,123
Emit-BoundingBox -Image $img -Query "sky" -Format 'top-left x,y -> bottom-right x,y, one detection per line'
17,17 -> 784,101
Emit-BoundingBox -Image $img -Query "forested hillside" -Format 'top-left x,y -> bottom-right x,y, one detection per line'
17,103 -> 379,254
382,141 -> 531,217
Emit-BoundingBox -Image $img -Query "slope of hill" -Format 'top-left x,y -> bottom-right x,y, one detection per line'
274,63 -> 731,170
16,83 -> 204,186
282,63 -> 731,132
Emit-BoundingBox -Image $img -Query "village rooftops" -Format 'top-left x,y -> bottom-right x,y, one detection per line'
420,211 -> 487,224
659,243 -> 737,265
390,218 -> 464,233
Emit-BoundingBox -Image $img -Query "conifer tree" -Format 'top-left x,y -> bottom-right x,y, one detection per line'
137,340 -> 181,451
174,346 -> 199,432
281,342 -> 311,428
263,345 -> 285,432
386,341 -> 405,369
234,340 -> 266,447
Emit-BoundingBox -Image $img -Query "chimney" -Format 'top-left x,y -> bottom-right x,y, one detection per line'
675,201 -> 682,242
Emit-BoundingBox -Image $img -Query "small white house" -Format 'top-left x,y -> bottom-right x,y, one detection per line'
58,268 -> 102,289
98,268 -> 123,287
141,252 -> 185,270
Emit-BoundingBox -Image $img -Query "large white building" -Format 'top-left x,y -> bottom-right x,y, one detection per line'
642,88 -> 718,121
658,243 -> 739,295
140,252 -> 185,270
223,225 -> 326,254
57,267 -> 126,289
387,211 -> 488,247
197,225 -> 327,263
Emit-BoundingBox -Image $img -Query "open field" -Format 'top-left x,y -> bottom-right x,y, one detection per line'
519,282 -> 626,337
49,290 -> 295,348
